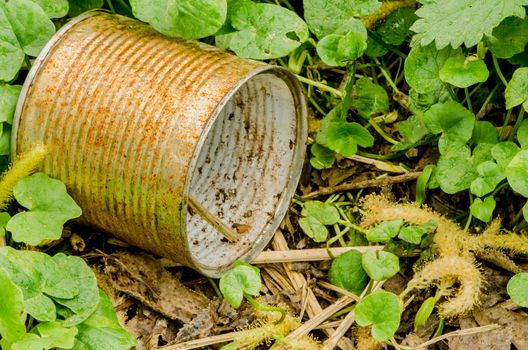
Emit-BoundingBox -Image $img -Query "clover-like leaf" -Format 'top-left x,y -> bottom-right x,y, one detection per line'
298,216 -> 329,242
0,267 -> 26,343
492,141 -> 520,169
411,0 -> 528,49
366,220 -> 403,243
310,143 -> 335,170
439,56 -> 489,88
470,161 -> 505,197
0,8 -> 25,82
507,272 -> 528,307
299,200 -> 340,242
470,196 -> 496,222
7,172 -> 82,245
131,0 -> 226,40
0,84 -> 21,124
355,291 -> 401,341
324,121 -> 374,157
404,44 -> 462,94
219,263 -> 261,308
352,78 -> 389,119
328,249 -> 369,295
486,16 -> 528,59
398,220 -> 437,245
422,101 -> 475,143
361,251 -> 399,281
505,150 -> 528,197
505,68 -> 528,112
316,31 -> 367,67
216,3 -> 308,59
303,0 -> 379,39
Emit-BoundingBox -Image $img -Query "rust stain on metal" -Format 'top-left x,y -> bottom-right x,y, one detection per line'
12,12 -> 307,277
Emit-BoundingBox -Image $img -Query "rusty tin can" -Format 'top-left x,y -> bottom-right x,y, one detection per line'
12,12 -> 307,277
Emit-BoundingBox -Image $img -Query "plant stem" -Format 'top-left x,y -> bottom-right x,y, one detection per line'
105,0 -> 115,12
115,0 -> 132,12
208,277 -> 223,299
445,84 -> 459,102
24,55 -> 32,69
295,75 -> 343,97
492,55 -> 509,86
368,118 -> 399,145
464,193 -> 473,231
244,294 -> 286,324
373,57 -> 400,93
500,109 -> 513,140
464,88 -> 473,112
508,109 -> 525,142
476,84 -> 498,117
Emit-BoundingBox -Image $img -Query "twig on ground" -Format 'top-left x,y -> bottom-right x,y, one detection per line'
252,246 -> 383,264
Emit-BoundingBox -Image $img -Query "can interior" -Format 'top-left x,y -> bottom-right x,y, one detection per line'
186,72 -> 301,274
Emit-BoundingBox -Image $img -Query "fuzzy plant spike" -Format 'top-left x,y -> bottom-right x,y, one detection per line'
406,256 -> 483,317
0,145 -> 48,209
362,0 -> 417,30
476,223 -> 528,255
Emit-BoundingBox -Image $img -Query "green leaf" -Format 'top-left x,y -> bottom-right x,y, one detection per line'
303,0 -> 379,39
517,120 -> 528,149
398,220 -> 437,245
492,141 -> 520,168
216,3 -> 308,59
219,264 -> 261,308
470,196 -> 496,222
414,297 -> 436,330
505,67 -> 528,111
3,0 -> 56,57
0,84 -> 21,123
439,56 -> 489,88
7,172 -> 82,245
24,294 -> 56,322
408,87 -> 452,116
486,16 -> 528,59
365,36 -> 387,58
352,78 -> 389,118
398,115 -> 430,144
328,249 -> 369,295
310,143 -> 335,170
422,101 -> 475,142
316,31 -> 367,67
0,267 -> 26,342
73,290 -> 137,350
30,0 -> 69,18
507,272 -> 528,307
11,322 -> 78,350
52,254 -> 99,326
471,121 -> 499,145
472,143 -> 495,166
436,150 -> 478,194
302,201 -> 340,225
355,291 -> 401,341
411,0 -> 528,49
506,149 -> 528,197
470,161 -> 505,197
220,343 -> 238,350
0,8 -> 24,82
0,123 -> 10,156
298,216 -> 329,242
324,121 -> 374,157
377,7 -> 416,46
67,0 -> 103,16
366,220 -> 403,243
361,250 -> 399,281
404,44 -> 462,94
130,0 -> 226,40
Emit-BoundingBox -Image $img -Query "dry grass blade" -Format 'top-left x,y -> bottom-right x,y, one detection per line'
409,324 -> 502,349
252,246 -> 383,264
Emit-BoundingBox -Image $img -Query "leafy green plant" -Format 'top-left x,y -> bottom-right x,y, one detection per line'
507,272 -> 528,307
355,291 -> 401,341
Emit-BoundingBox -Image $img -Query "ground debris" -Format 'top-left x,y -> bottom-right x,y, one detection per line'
448,317 -> 511,350
102,251 -> 210,324
474,304 -> 528,350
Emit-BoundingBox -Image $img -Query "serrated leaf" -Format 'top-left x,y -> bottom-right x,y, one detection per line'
216,3 -> 308,59
328,249 -> 369,295
310,143 -> 335,169
505,149 -> 528,197
377,7 -> 416,46
470,161 -> 505,197
303,0 -> 379,39
361,251 -> 399,281
439,56 -> 489,88
0,84 -> 21,123
0,8 -> 25,82
73,290 -> 137,350
422,101 -> 475,142
505,67 -> 528,111
404,44 -> 462,94
0,267 -> 26,343
130,0 -> 226,40
366,220 -> 403,243
411,0 -> 528,49
325,121 -> 374,157
352,78 -> 389,118
470,196 -> 496,222
355,291 -> 401,341
507,272 -> 528,307
486,16 -> 528,59
471,121 -> 499,145
219,264 -> 261,308
7,172 -> 82,245
3,0 -> 56,57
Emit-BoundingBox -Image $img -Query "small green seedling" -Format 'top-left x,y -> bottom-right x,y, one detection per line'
220,261 -> 285,322
507,272 -> 528,307
366,219 -> 403,243
298,200 -> 340,242
355,291 -> 401,341
329,249 -> 369,295
361,250 -> 400,281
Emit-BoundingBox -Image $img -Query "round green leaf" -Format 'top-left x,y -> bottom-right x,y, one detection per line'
470,196 -> 496,222
436,151 -> 478,194
131,0 -> 226,40
328,250 -> 369,295
7,172 -> 82,246
24,294 -> 56,322
0,84 -> 21,124
336,31 -> 367,62
505,149 -> 528,197
299,216 -> 329,242
398,221 -> 437,245
316,34 -> 343,67
361,251 -> 399,281
302,201 -> 339,225
0,267 -> 26,342
0,9 -> 24,82
377,7 -> 416,46
216,3 -> 308,59
492,141 -> 520,169
471,121 -> 499,145
507,272 -> 528,307
366,220 -> 403,243
486,16 -> 528,59
516,120 -> 528,149
310,143 -> 335,170
422,101 -> 475,143
219,264 -> 261,308
439,56 -> 489,88
31,0 -> 69,18
470,161 -> 505,197
355,291 -> 401,341
352,78 -> 389,118
505,67 -> 528,112
325,121 -> 374,157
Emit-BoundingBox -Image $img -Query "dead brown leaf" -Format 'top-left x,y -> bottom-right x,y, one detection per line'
448,317 -> 511,350
474,304 -> 528,350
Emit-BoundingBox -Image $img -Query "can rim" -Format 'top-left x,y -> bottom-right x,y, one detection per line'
182,65 -> 308,277
11,10 -> 111,158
